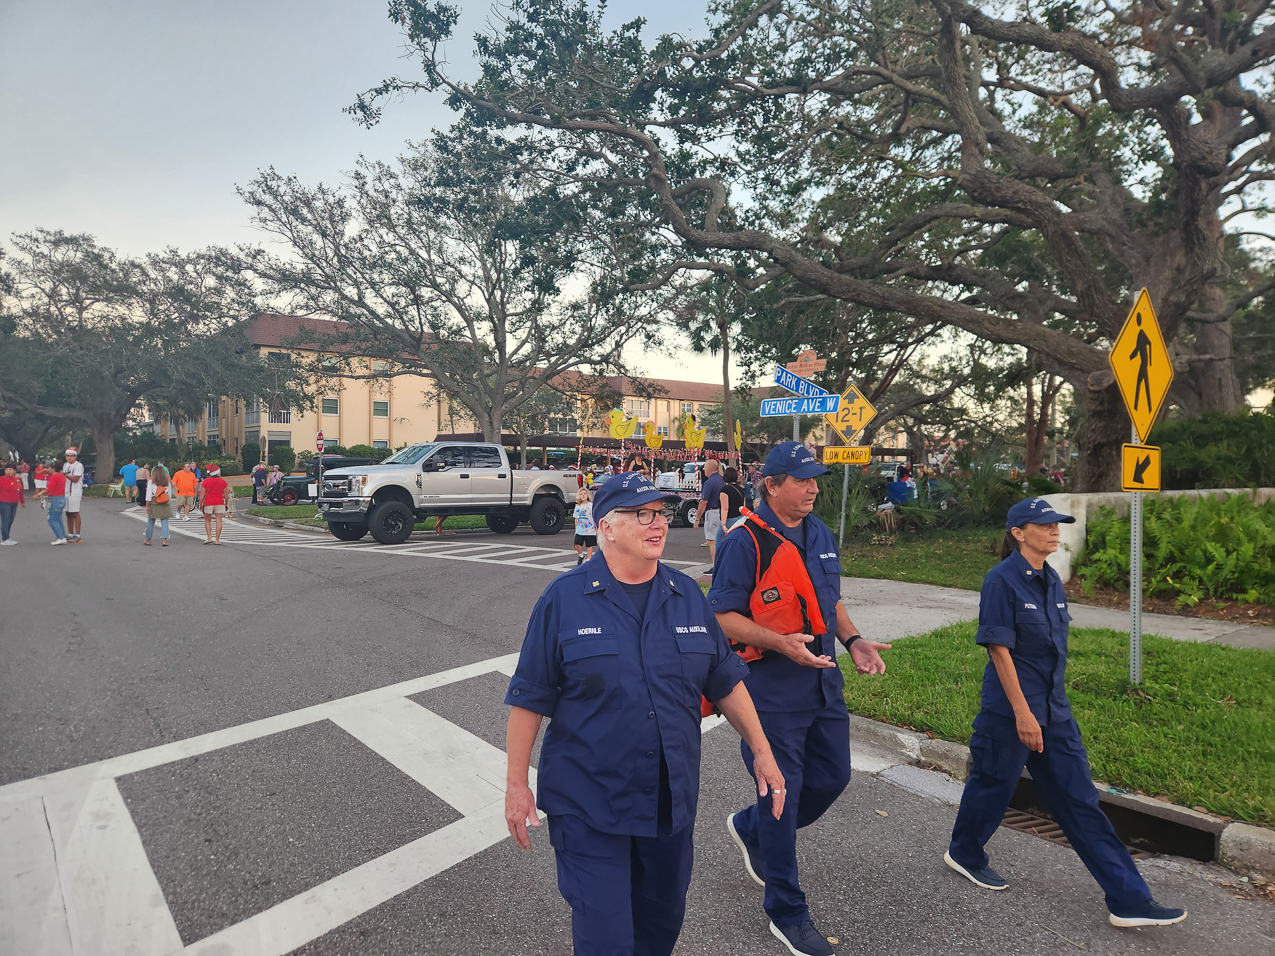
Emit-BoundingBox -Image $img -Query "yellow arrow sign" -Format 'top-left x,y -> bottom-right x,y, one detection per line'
1110,289 -> 1173,443
823,446 -> 872,465
1121,444 -> 1161,492
824,385 -> 877,444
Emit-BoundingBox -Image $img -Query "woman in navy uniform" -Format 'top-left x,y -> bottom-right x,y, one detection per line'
505,472 -> 787,956
945,497 -> 1187,928
708,442 -> 891,956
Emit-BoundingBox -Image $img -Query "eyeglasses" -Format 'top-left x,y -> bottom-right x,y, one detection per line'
613,508 -> 668,526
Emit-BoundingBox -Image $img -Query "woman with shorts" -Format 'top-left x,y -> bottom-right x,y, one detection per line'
197,464 -> 231,544
572,488 -> 597,565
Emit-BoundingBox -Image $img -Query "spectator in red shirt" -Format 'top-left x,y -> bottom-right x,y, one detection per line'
0,462 -> 26,544
196,464 -> 231,544
38,458 -> 68,544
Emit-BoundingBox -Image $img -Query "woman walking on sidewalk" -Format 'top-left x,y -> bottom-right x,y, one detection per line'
0,462 -> 26,545
944,498 -> 1186,929
144,465 -> 173,546
39,458 -> 68,545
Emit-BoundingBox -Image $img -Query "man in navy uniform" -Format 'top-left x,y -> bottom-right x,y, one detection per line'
708,442 -> 891,956
945,498 -> 1187,928
505,472 -> 787,956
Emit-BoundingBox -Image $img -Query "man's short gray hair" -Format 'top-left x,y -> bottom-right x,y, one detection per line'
759,473 -> 791,502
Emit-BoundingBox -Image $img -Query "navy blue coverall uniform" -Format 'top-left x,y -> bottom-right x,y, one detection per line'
948,549 -> 1154,911
506,556 -> 749,956
706,501 -> 852,928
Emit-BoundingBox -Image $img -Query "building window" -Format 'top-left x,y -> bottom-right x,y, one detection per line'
656,425 -> 668,436
245,397 -> 260,426
372,360 -> 389,374
320,355 -> 340,373
547,417 -> 578,435
186,418 -> 197,434
681,401 -> 694,415
187,437 -> 196,444
372,440 -> 388,449
207,401 -> 219,429
372,401 -> 389,418
625,398 -> 651,419
268,406 -> 292,425
321,397 -> 339,415
267,351 -> 291,365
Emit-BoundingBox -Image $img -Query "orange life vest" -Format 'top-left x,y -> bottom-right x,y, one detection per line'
701,508 -> 826,716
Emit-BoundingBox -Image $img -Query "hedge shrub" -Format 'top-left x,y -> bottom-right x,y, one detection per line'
1157,410 -> 1275,489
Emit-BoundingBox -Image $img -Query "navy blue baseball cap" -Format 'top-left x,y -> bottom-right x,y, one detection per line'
1005,497 -> 1075,531
591,471 -> 681,523
762,441 -> 830,479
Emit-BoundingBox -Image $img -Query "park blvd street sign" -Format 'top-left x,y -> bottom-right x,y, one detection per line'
773,365 -> 830,398
824,385 -> 877,444
823,446 -> 871,465
1110,288 -> 1173,443
761,394 -> 841,416
1121,444 -> 1161,492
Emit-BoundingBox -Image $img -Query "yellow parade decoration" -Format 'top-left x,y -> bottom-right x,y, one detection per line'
682,413 -> 706,449
734,419 -> 743,450
644,421 -> 664,449
607,409 -> 638,440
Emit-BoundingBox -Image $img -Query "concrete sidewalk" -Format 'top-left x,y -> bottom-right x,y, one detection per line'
840,577 -> 1275,651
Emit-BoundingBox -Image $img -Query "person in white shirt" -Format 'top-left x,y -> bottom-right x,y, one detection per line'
62,448 -> 85,543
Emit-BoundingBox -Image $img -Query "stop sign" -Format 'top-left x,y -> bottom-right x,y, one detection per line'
316,430 -> 325,453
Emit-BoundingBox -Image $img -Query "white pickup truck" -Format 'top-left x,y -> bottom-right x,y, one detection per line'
317,442 -> 579,544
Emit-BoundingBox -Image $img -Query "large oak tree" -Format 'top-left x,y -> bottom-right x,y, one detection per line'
354,0 -> 1275,490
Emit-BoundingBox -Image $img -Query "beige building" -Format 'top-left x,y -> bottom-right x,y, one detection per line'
152,314 -> 766,459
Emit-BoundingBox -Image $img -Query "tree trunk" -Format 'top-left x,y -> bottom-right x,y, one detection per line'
719,317 -> 736,468
905,425 -> 927,468
1072,385 -> 1126,493
1024,374 -> 1040,475
91,421 -> 117,485
518,434 -> 528,468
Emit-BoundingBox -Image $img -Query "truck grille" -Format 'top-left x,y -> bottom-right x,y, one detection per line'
321,479 -> 350,498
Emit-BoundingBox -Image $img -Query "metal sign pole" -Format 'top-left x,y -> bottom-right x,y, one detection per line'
792,414 -> 800,442
1129,423 -> 1143,684
837,463 -> 850,550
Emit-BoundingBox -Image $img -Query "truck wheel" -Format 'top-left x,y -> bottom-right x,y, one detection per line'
679,499 -> 698,528
486,514 -> 519,534
368,500 -> 415,544
528,497 -> 565,535
328,522 -> 368,541
281,488 -> 299,506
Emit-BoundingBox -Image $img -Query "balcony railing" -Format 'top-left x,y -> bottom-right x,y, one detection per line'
268,409 -> 292,425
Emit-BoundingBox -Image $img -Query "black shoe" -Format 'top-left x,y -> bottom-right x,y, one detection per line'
944,850 -> 1008,890
576,555 -> 583,565
770,918 -> 834,956
1108,898 -> 1187,927
726,812 -> 765,886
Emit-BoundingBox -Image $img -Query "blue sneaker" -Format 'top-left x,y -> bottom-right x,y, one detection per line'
726,812 -> 765,886
944,850 -> 1009,890
1108,898 -> 1187,927
770,918 -> 835,956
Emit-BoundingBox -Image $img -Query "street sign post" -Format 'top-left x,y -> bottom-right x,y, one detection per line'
823,446 -> 871,465
1110,289 -> 1172,685
1121,444 -> 1161,493
760,394 -> 841,417
824,386 -> 877,444
772,363 -> 832,439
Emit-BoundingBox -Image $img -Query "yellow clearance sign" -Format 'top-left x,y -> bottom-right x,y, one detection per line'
823,446 -> 872,465
1121,444 -> 1161,492
1110,288 -> 1173,443
824,386 -> 877,444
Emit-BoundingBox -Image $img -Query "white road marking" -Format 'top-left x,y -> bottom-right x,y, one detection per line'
0,796 -> 72,956
119,508 -> 701,571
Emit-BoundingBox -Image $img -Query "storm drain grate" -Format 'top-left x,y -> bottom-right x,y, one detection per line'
1001,808 -> 1153,861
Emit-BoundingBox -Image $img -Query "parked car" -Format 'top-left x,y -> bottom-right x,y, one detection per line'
268,456 -> 379,506
317,442 -> 578,544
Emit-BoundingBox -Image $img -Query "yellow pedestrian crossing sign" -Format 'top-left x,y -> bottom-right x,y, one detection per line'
1121,444 -> 1161,492
1110,288 -> 1173,443
824,385 -> 877,444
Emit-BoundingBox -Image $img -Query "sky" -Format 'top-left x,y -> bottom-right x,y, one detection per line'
0,0 -> 743,384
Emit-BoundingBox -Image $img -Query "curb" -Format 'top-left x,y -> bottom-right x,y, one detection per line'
845,710 -> 1270,877
235,513 -> 327,535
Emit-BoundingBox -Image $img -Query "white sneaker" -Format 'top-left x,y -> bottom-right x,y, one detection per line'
0,539 -> 16,546
50,538 -> 67,546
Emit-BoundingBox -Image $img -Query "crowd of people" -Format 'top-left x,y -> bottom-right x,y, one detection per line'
0,448 -> 86,545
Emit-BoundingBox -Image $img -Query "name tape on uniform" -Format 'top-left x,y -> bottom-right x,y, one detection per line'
822,446 -> 871,465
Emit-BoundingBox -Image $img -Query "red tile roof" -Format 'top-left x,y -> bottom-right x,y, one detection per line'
247,313 -> 352,348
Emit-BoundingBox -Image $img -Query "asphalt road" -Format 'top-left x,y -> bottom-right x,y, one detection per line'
1,499 -> 1271,956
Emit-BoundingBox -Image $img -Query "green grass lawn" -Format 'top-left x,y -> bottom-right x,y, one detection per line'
841,621 -> 1275,824
839,527 -> 1001,591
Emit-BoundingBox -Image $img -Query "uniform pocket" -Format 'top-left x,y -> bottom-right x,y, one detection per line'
676,633 -> 716,703
561,636 -> 619,661
559,630 -> 620,701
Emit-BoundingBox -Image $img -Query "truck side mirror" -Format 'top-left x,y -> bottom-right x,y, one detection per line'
422,458 -> 441,472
